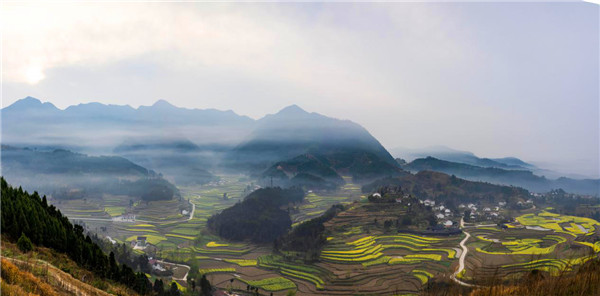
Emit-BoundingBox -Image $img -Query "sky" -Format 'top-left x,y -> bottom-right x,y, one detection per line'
2,2 -> 599,177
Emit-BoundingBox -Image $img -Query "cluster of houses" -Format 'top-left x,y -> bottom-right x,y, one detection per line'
516,199 -> 535,208
131,236 -> 148,249
419,198 -> 517,225
459,201 -> 509,221
420,199 -> 454,227
147,258 -> 167,272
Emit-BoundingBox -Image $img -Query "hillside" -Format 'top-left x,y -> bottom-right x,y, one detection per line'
207,187 -> 305,243
1,146 -> 179,201
114,137 -> 219,186
228,105 -> 397,173
404,157 -> 600,196
0,177 -> 158,295
363,170 -> 531,206
262,151 -> 404,188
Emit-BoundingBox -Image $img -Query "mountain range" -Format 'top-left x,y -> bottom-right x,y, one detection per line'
1,97 -> 254,150
391,146 -> 535,170
403,157 -> 599,196
2,97 -> 597,195
2,97 -> 401,187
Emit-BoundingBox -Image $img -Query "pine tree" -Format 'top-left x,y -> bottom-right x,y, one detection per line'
17,232 -> 33,253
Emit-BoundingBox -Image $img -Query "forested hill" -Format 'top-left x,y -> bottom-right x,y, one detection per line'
363,171 -> 531,206
0,177 -> 153,295
207,187 -> 305,243
261,151 -> 404,190
404,157 -> 600,196
228,105 -> 397,172
1,146 -> 180,201
2,145 -> 150,176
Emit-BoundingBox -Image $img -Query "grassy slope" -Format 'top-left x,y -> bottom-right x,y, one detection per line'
1,239 -> 138,296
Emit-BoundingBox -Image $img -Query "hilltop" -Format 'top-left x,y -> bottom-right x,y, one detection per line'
228,105 -> 397,175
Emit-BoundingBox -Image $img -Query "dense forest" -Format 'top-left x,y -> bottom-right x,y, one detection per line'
0,177 -> 159,295
261,153 -> 346,188
207,187 -> 304,243
363,171 -> 531,207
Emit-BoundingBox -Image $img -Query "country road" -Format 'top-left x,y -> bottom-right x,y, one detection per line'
188,199 -> 196,221
65,216 -> 152,223
450,218 -> 477,287
157,260 -> 191,282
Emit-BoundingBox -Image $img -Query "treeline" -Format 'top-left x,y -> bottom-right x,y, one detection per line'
48,177 -> 179,201
275,204 -> 344,261
0,177 -> 158,295
207,187 -> 304,243
363,171 -> 530,206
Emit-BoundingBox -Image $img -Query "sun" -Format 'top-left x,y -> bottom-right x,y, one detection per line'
24,65 -> 45,84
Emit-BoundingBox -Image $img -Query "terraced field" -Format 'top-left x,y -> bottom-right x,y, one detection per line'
291,176 -> 364,224
239,277 -> 296,291
312,232 -> 460,295
463,211 -> 600,284
56,174 -> 600,295
284,201 -> 462,295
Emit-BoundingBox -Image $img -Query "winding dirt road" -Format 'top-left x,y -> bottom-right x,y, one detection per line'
450,218 -> 477,287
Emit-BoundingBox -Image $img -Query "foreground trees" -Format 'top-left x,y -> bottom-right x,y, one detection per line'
0,177 -> 157,295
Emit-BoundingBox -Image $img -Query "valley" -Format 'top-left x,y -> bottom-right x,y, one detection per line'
47,173 -> 600,296
2,98 -> 599,296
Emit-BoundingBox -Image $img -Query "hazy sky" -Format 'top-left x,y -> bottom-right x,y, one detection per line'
2,2 -> 599,177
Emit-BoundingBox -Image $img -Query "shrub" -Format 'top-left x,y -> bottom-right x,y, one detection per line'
17,233 -> 33,253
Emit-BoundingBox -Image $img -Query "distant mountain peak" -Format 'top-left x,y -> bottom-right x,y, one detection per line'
21,96 -> 41,103
151,99 -> 177,109
4,96 -> 58,111
276,104 -> 308,116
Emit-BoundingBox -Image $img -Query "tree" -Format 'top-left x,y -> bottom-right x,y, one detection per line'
464,210 -> 472,222
0,178 -> 152,296
154,279 -> 165,295
189,279 -> 196,292
200,275 -> 211,295
384,220 -> 393,231
169,282 -> 180,296
17,232 -> 33,253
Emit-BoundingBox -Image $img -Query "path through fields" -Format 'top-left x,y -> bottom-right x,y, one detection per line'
450,218 -> 476,287
188,199 -> 196,221
157,260 -> 191,281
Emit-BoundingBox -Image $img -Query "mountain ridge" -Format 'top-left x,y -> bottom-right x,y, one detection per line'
404,156 -> 600,196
